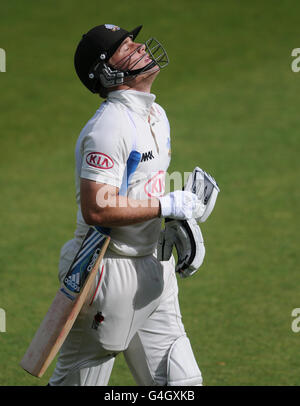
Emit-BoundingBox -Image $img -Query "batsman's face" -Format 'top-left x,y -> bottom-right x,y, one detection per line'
109,36 -> 158,73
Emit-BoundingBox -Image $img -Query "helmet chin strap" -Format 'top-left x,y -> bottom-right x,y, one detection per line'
124,59 -> 158,77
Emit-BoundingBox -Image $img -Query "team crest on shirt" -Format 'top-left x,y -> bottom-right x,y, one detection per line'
91,311 -> 104,330
86,152 -> 114,169
104,24 -> 120,32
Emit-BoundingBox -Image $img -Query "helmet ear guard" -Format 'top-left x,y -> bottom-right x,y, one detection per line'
100,64 -> 125,87
88,37 -> 169,91
87,61 -> 124,92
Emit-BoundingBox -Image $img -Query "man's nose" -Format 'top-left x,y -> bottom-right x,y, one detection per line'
136,43 -> 146,53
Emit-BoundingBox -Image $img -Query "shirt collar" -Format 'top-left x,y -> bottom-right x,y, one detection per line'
107,89 -> 156,120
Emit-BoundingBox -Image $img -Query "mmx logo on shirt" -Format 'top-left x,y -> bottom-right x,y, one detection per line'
141,150 -> 154,162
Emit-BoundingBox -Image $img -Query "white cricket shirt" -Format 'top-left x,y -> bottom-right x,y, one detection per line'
74,90 -> 171,256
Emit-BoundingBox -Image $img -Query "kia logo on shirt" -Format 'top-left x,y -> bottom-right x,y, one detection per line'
144,170 -> 165,197
86,152 -> 114,169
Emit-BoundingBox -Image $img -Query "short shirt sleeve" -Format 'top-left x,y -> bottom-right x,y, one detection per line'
80,109 -> 132,188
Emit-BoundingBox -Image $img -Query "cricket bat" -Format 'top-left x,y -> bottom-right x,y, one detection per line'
20,150 -> 141,378
20,227 -> 111,377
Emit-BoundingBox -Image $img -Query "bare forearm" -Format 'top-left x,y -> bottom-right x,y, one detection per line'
85,195 -> 161,227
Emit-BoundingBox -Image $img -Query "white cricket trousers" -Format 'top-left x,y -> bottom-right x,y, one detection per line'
49,238 -> 202,386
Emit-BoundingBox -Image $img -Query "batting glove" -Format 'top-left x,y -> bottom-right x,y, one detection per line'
158,190 -> 205,220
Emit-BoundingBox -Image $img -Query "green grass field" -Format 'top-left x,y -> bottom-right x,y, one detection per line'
1,0 -> 300,386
